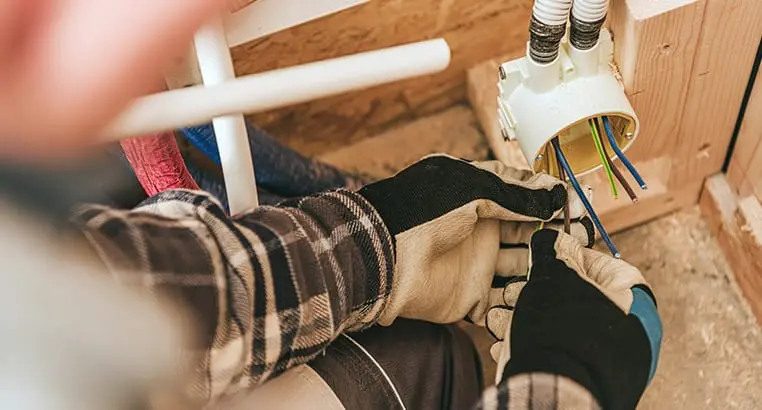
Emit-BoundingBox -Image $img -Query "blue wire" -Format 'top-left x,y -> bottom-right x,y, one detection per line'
602,116 -> 647,189
551,138 -> 621,258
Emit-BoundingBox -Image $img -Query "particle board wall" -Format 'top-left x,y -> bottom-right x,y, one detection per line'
231,0 -> 533,155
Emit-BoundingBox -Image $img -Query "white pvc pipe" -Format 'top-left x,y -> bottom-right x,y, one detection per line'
101,39 -> 451,140
194,18 -> 259,212
571,0 -> 609,22
533,0 -> 572,25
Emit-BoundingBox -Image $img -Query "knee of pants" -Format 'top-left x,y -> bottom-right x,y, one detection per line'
309,319 -> 483,410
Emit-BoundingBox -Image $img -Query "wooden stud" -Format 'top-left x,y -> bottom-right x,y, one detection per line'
727,64 -> 762,198
671,0 -> 762,187
607,0 -> 706,162
700,174 -> 762,325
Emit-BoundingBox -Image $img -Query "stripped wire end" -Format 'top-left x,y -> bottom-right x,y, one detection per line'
602,116 -> 647,190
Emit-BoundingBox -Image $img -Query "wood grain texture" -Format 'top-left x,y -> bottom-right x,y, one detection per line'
318,105 -> 488,179
727,64 -> 762,198
700,174 -> 762,325
231,0 -> 533,155
672,0 -> 762,187
607,0 -> 706,162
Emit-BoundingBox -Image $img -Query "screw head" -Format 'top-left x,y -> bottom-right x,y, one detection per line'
625,132 -> 634,140
535,154 -> 544,162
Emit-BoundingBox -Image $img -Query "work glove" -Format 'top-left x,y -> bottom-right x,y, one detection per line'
357,154 -> 594,325
486,229 -> 663,410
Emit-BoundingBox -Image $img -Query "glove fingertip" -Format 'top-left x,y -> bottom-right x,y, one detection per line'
579,217 -> 596,248
549,184 -> 568,217
530,229 -> 561,265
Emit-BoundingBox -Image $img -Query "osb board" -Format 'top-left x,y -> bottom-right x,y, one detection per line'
232,0 -> 533,156
700,174 -> 762,325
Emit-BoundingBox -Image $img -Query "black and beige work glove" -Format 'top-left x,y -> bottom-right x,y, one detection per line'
486,229 -> 663,410
357,155 -> 594,325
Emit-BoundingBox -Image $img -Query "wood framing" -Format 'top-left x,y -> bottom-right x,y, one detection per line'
466,0 -> 762,233
726,55 -> 762,199
671,0 -> 762,188
700,174 -> 762,325
231,0 -> 534,155
715,33 -> 762,323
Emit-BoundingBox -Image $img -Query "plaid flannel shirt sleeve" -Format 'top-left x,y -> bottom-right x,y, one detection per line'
478,374 -> 602,410
72,189 -> 394,404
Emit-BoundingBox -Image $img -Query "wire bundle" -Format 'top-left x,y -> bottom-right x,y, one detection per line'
551,116 -> 646,258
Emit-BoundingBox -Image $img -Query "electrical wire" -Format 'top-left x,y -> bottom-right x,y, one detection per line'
553,145 -> 572,234
594,118 -> 639,203
602,116 -> 647,189
590,119 -> 618,198
551,137 -> 620,258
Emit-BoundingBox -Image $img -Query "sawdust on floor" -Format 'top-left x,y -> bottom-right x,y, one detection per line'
616,208 -> 762,409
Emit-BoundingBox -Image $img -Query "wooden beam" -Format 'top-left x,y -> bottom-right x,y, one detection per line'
671,0 -> 762,187
727,62 -> 762,198
607,0 -> 706,162
700,174 -> 762,325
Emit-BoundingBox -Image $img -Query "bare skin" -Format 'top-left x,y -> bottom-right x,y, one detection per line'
0,0 -> 254,160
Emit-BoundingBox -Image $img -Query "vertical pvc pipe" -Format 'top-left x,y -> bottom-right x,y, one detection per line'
194,17 -> 259,213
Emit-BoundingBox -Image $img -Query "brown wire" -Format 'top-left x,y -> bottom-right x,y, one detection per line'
553,140 -> 571,234
594,118 -> 638,203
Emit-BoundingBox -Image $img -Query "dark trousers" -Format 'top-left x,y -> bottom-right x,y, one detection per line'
308,319 -> 483,410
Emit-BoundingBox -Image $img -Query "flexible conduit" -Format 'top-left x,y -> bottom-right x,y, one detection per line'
570,0 -> 608,50
529,0 -> 573,63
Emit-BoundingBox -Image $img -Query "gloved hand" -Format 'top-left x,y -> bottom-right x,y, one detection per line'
486,229 -> 663,410
357,155 -> 593,325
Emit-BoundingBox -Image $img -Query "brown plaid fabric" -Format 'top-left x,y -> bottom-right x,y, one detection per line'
71,188 -> 599,409
479,374 -> 602,410
72,189 -> 393,404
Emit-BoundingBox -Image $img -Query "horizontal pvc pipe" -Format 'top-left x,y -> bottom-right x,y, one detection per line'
101,39 -> 451,140
194,18 -> 259,213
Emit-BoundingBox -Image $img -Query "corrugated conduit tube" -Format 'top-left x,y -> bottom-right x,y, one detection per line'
529,0 -> 573,64
570,0 -> 608,50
